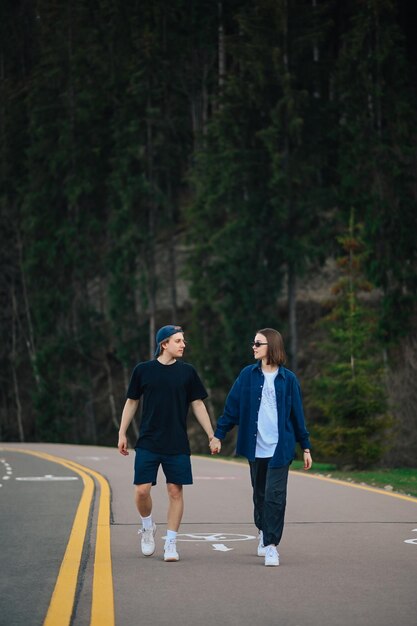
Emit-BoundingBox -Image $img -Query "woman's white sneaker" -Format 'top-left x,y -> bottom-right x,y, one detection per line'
264,545 -> 279,566
139,523 -> 157,556
257,530 -> 266,557
164,539 -> 180,562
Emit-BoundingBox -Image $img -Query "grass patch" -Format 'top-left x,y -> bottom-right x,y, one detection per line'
202,455 -> 417,499
291,461 -> 417,498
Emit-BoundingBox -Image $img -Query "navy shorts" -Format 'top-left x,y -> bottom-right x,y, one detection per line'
134,448 -> 193,486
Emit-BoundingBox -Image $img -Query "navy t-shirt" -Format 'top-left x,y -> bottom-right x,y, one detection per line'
126,359 -> 208,455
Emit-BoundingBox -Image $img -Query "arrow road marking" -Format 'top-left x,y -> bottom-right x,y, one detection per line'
165,532 -> 254,553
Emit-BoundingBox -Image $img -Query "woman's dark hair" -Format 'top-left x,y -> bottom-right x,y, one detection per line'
257,328 -> 287,366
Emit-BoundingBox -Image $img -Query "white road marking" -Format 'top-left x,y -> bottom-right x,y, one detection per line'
194,476 -> 238,480
1,459 -> 12,487
162,532 -> 254,553
404,528 -> 417,545
76,456 -> 109,461
171,532 -> 255,542
15,475 -> 79,481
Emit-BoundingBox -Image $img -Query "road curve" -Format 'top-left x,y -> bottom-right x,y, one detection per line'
1,443 -> 416,626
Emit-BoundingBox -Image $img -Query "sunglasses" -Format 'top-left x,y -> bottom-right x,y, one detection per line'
252,341 -> 268,348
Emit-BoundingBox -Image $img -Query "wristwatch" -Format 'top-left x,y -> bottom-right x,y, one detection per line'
303,449 -> 311,453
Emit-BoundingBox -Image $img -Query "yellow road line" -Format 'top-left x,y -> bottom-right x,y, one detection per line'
2,448 -> 115,626
64,460 -> 114,626
4,449 -> 94,626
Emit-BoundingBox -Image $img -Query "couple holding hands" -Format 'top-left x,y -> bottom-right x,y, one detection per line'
118,325 -> 312,566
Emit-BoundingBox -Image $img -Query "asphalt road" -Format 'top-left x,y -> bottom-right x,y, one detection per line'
1,443 -> 416,626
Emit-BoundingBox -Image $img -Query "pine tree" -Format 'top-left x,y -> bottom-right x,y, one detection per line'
19,0 -> 112,440
309,210 -> 392,469
336,0 -> 417,341
186,0 -> 335,389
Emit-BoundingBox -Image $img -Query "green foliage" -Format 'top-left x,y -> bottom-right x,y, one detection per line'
335,0 -> 417,339
186,0 -> 334,389
309,211 -> 392,468
0,0 -> 415,456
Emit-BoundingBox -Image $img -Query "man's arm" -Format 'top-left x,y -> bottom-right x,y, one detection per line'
118,398 -> 139,456
190,399 -> 221,454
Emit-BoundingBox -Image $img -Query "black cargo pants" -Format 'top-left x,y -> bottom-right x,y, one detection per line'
249,458 -> 290,547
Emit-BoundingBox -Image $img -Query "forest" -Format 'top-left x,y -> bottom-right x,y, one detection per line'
1,0 -> 416,468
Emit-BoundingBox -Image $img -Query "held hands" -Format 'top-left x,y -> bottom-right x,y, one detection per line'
209,436 -> 221,455
118,434 -> 129,456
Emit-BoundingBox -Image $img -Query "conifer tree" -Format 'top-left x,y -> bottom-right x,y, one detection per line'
20,0 -> 111,440
336,0 -> 417,340
187,0 -> 334,388
309,210 -> 392,469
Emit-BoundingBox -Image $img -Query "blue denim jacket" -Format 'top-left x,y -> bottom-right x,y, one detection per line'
214,363 -> 311,467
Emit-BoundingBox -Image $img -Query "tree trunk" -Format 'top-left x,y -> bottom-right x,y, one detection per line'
146,93 -> 157,359
348,209 -> 356,378
218,1 -> 225,95
282,2 -> 298,372
287,262 -> 298,372
312,0 -> 320,99
123,364 -> 139,440
11,286 -> 25,442
104,356 -> 119,432
17,228 -> 41,390
167,180 -> 178,322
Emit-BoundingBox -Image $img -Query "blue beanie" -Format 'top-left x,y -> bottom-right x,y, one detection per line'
154,325 -> 183,357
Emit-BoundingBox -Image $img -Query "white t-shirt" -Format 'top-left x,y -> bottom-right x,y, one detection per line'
255,369 -> 279,458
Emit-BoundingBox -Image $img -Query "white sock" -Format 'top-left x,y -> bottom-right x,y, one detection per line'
141,514 -> 153,530
166,529 -> 177,542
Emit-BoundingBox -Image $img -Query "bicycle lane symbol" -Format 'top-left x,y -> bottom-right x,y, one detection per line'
163,532 -> 256,552
404,529 -> 417,545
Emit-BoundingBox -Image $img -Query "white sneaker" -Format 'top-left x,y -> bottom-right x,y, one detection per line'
139,523 -> 156,556
257,530 -> 266,557
164,539 -> 179,562
264,545 -> 279,567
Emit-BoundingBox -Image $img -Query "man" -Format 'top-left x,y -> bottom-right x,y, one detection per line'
210,328 -> 312,567
118,325 -> 216,562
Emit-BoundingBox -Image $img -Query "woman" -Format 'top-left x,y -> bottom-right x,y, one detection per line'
210,328 -> 312,566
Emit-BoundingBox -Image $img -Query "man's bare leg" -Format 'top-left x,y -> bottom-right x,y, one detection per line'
164,483 -> 183,561
135,483 -> 156,556
135,482 -> 153,516
166,483 -> 184,530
